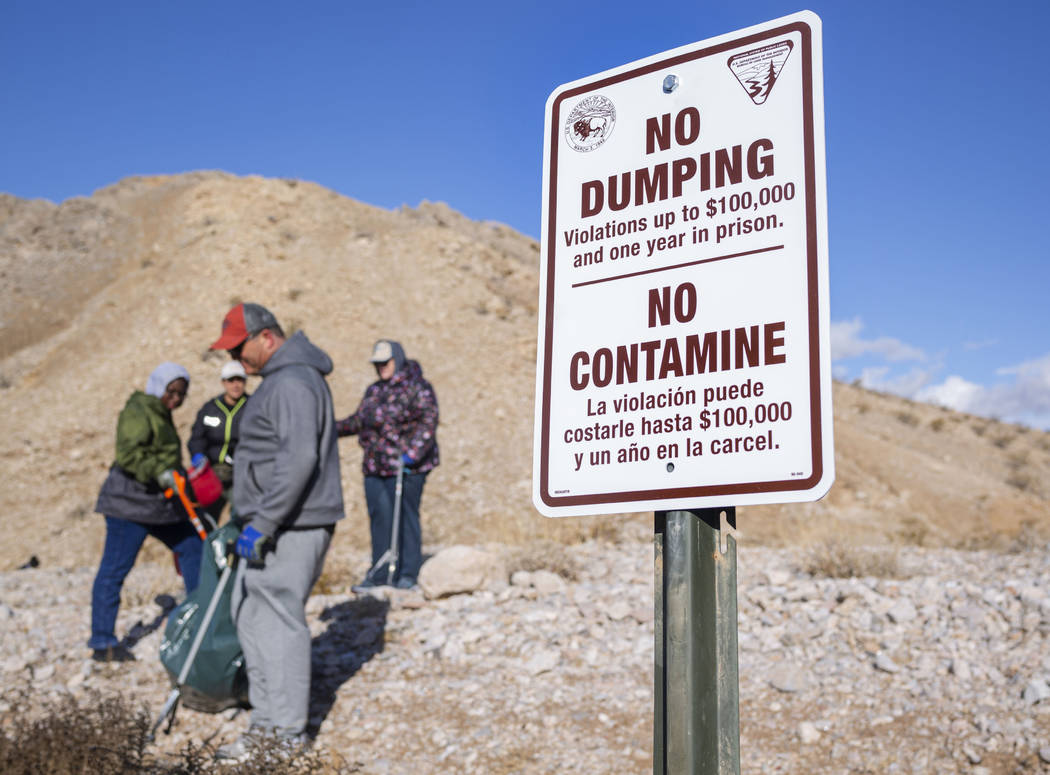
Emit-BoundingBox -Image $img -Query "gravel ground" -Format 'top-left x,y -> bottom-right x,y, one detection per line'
3,540 -> 1050,774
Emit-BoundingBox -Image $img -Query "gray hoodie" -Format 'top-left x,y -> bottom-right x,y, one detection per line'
232,331 -> 345,536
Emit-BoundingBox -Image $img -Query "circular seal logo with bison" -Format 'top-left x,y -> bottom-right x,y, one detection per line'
565,95 -> 616,153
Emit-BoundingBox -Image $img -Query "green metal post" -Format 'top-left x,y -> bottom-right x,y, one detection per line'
654,508 -> 740,775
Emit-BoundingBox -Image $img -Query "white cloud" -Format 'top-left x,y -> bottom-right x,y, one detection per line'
830,318 -> 926,362
963,338 -> 998,351
917,353 -> 1050,429
862,365 -> 940,397
831,319 -> 1050,429
830,318 -> 1050,429
916,375 -> 984,414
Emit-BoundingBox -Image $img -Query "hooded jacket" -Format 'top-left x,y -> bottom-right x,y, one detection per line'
94,390 -> 183,524
232,331 -> 345,536
115,391 -> 183,483
336,341 -> 440,477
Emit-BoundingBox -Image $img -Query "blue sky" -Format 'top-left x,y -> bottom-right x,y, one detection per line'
3,1 -> 1048,428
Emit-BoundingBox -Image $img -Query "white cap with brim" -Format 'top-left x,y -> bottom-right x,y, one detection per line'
369,340 -> 394,363
221,361 -> 247,380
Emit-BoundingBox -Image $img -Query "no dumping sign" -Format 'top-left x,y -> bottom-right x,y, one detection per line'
533,12 -> 833,517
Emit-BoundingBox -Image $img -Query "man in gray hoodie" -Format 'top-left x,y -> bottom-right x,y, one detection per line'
209,303 -> 345,761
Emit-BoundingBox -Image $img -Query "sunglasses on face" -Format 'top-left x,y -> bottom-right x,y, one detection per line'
227,330 -> 261,361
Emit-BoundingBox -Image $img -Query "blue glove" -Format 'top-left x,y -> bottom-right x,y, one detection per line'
400,452 -> 414,468
235,524 -> 270,564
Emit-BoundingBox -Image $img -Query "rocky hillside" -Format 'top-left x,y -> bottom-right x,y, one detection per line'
1,172 -> 1049,573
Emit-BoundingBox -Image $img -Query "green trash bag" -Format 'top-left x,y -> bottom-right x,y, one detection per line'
159,521 -> 250,712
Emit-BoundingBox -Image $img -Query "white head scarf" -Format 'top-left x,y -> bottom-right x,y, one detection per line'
145,362 -> 191,398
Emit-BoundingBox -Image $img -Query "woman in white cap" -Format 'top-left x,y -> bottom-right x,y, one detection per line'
188,360 -> 250,525
90,362 -> 202,662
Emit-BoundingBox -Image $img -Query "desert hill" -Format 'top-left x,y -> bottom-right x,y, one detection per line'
1,171 -> 1048,572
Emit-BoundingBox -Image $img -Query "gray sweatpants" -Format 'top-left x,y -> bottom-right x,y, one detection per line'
231,525 -> 333,735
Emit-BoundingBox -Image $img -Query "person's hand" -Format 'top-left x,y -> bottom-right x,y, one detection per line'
235,524 -> 271,564
400,452 -> 414,468
157,469 -> 177,491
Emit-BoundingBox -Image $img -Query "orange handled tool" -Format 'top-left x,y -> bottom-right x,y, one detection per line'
164,470 -> 209,541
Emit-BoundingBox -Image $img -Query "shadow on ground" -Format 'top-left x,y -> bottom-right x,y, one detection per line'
308,595 -> 389,734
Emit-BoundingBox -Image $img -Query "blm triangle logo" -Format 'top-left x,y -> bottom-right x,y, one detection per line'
728,40 -> 794,105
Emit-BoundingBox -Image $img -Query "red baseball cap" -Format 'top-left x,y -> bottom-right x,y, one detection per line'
210,303 -> 279,350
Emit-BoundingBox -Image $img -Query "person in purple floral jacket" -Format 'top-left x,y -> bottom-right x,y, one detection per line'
336,339 -> 439,590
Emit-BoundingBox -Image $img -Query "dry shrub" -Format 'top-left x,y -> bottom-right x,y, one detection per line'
1005,451 -> 1035,493
895,411 -> 919,427
1006,472 -> 1034,493
0,688 -> 151,775
928,417 -> 946,432
503,540 -> 579,581
895,514 -> 932,547
314,549 -> 358,595
65,501 -> 93,521
1005,521 -> 1048,554
992,431 -> 1017,449
801,538 -> 901,579
0,685 -> 345,774
1007,450 -> 1030,469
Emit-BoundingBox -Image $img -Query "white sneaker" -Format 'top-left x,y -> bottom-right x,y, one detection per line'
215,725 -> 266,763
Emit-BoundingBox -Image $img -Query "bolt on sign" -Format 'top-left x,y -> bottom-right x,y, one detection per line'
533,11 -> 833,517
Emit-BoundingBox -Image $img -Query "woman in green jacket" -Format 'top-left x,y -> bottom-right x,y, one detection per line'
89,362 -> 203,663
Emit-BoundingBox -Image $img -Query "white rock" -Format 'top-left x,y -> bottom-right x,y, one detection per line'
530,570 -> 566,595
765,570 -> 792,586
874,653 -> 901,673
1023,679 -> 1050,705
887,599 -> 918,623
769,664 -> 807,693
418,546 -> 506,599
950,658 -> 971,681
525,649 -> 561,676
606,600 -> 632,622
798,721 -> 821,744
33,664 -> 55,681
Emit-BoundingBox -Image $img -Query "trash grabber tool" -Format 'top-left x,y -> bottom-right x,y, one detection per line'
147,552 -> 236,741
165,470 -> 209,541
363,457 -> 405,586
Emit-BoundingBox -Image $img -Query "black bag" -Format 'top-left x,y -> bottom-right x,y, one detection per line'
94,465 -> 177,525
158,522 -> 249,712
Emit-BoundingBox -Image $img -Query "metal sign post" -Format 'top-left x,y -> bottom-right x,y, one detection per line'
655,509 -> 739,774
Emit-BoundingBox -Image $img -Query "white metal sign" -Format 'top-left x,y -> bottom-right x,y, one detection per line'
534,11 -> 833,517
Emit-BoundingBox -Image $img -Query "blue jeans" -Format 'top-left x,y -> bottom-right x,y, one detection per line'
364,471 -> 426,583
88,516 -> 203,650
